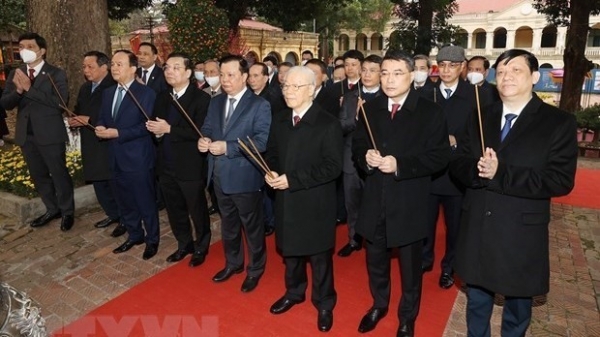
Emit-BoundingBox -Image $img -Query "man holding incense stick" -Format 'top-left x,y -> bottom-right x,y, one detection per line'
96,50 -> 159,260
353,50 -> 449,337
1,32 -> 75,231
198,55 -> 271,293
147,52 -> 212,267
265,66 -> 342,332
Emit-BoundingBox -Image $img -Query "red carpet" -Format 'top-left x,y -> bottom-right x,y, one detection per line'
553,168 -> 600,209
54,221 -> 457,337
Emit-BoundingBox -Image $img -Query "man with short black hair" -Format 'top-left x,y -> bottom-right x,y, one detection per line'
1,32 -> 75,231
301,50 -> 314,65
68,51 -> 120,232
467,56 -> 500,106
136,42 -> 168,93
262,55 -> 280,88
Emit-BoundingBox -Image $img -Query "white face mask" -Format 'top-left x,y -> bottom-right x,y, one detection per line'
301,60 -> 308,66
194,71 -> 204,81
467,72 -> 485,85
333,79 -> 342,83
20,49 -> 38,64
205,76 -> 220,87
413,70 -> 429,84
267,66 -> 273,75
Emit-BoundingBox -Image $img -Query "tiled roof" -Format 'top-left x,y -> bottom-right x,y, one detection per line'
239,19 -> 283,32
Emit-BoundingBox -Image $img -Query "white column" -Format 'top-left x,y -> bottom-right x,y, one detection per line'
467,33 -> 473,50
366,36 -> 372,53
507,30 -> 516,49
485,32 -> 494,54
532,28 -> 542,54
557,27 -> 568,54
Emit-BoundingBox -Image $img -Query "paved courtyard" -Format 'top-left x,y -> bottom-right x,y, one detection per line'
0,159 -> 598,336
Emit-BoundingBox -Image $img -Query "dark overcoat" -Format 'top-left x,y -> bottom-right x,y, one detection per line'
449,94 -> 578,297
352,90 -> 450,248
74,75 -> 116,181
153,86 -> 211,181
266,103 -> 343,256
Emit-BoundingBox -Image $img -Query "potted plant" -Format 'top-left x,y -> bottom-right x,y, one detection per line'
575,104 -> 600,145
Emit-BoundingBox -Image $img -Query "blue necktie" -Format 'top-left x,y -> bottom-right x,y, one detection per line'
142,70 -> 148,84
500,114 -> 518,142
113,87 -> 124,118
91,82 -> 99,93
444,88 -> 452,99
225,98 -> 236,127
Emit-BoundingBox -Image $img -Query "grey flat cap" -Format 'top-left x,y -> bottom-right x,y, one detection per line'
436,46 -> 465,63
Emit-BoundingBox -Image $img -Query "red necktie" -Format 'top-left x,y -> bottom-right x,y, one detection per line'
348,83 -> 354,90
293,115 -> 301,126
391,103 -> 401,119
28,68 -> 35,81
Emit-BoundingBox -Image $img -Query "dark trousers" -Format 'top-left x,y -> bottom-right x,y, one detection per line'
93,180 -> 119,219
422,194 -> 463,273
284,250 -> 336,311
343,171 -> 364,245
336,175 -> 347,221
114,169 -> 159,244
263,186 -> 275,229
366,217 -> 423,323
213,179 -> 265,277
466,285 -> 532,337
21,137 -> 74,215
160,171 -> 211,253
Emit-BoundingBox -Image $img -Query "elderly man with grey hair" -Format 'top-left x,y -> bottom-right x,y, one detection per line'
264,66 -> 343,333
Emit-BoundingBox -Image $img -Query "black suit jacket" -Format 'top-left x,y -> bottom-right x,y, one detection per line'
313,86 -> 339,118
74,75 -> 116,181
328,78 -> 359,99
137,66 -> 168,94
1,63 -> 69,146
154,85 -> 211,181
450,94 -> 577,297
352,90 -> 450,247
266,103 -> 343,256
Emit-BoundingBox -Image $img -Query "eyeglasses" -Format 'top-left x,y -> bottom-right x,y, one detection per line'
438,62 -> 462,70
163,65 -> 185,72
281,83 -> 311,91
361,69 -> 380,74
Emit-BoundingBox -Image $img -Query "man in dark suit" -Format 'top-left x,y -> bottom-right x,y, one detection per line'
352,50 -> 449,337
198,55 -> 271,293
329,50 -> 364,100
96,50 -> 159,260
147,52 -> 212,267
265,66 -> 343,333
68,51 -> 122,234
0,32 -> 75,231
193,60 -> 209,90
450,49 -> 577,337
304,59 -> 339,118
419,46 -> 475,290
136,42 -> 168,94
262,55 -> 280,89
467,56 -> 501,107
337,54 -> 382,258
412,54 -> 435,91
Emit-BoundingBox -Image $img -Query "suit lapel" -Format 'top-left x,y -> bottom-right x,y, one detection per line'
223,90 -> 252,135
498,96 -> 542,150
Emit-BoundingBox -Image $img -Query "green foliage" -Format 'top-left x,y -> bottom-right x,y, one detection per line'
166,0 -> 230,62
532,0 -> 600,26
338,0 -> 394,34
107,0 -> 153,20
0,0 -> 26,27
575,104 -> 600,131
388,0 -> 460,55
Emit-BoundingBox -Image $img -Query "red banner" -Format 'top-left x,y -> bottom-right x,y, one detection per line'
129,34 -> 142,54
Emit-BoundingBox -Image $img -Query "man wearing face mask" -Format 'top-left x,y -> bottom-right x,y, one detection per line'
203,59 -> 222,98
467,56 -> 500,107
413,54 -> 434,90
301,50 -> 314,66
194,60 -> 209,90
420,45 -> 476,291
1,32 -> 75,231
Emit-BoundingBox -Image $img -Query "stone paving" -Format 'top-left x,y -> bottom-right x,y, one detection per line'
0,159 -> 598,336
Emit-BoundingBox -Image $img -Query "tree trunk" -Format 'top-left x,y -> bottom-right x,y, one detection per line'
25,0 -> 110,109
560,1 -> 591,113
415,0 -> 434,55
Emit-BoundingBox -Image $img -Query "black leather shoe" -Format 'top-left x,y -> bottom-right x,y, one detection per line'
166,248 -> 191,263
318,310 -> 333,332
208,205 -> 219,215
337,242 -> 361,257
189,251 -> 206,267
60,215 -> 74,231
95,217 -> 119,228
265,226 -> 274,236
143,243 -> 159,260
439,272 -> 455,289
212,266 -> 243,282
113,240 -> 144,254
30,212 -> 61,228
241,275 -> 260,292
111,224 -> 127,237
269,296 -> 304,314
397,321 -> 415,337
358,307 -> 388,333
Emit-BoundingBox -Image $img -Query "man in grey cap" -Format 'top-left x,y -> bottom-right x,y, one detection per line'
420,45 -> 476,290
